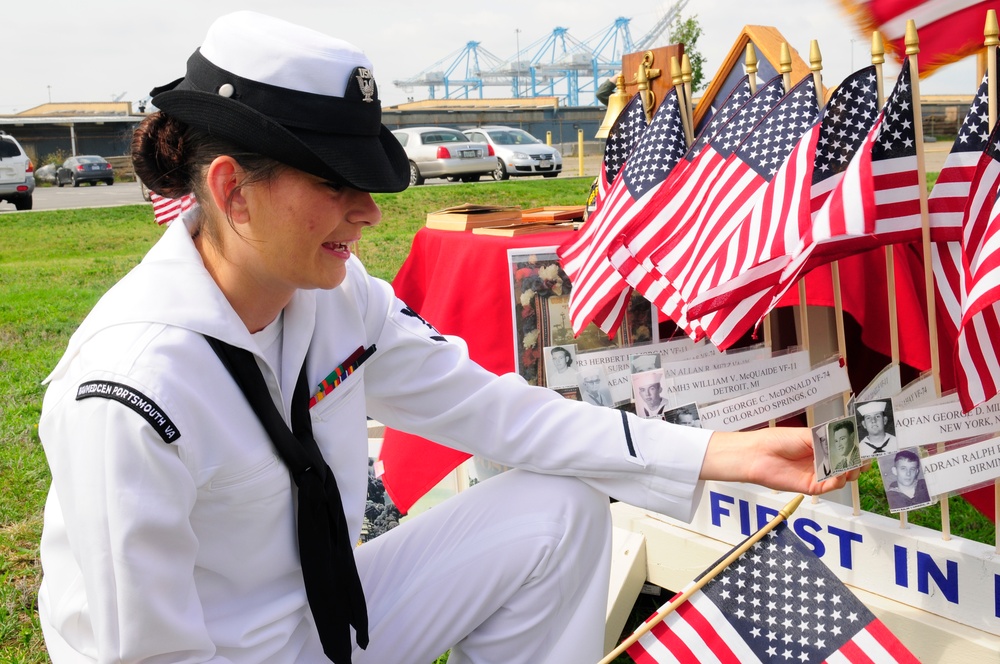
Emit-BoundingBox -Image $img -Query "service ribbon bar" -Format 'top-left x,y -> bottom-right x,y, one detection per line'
309,344 -> 377,408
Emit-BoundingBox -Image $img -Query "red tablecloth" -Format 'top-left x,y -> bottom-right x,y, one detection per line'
380,228 -> 576,512
380,228 -> 992,521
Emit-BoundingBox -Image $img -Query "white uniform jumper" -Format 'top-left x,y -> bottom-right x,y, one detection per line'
38,213 -> 711,663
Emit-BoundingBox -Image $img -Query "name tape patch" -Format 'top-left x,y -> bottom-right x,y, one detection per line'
76,380 -> 181,443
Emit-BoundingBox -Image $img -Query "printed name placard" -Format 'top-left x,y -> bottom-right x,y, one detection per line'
651,482 -> 1000,635
575,347 -> 637,405
659,345 -> 771,380
894,373 -> 937,409
921,437 -> 1000,496
894,393 -> 1000,448
664,350 -> 811,406
858,363 -> 902,402
699,359 -> 850,430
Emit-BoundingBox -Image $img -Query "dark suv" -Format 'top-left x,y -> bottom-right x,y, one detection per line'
0,132 -> 34,210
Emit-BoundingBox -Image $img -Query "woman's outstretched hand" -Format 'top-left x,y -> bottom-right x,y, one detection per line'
700,427 -> 864,495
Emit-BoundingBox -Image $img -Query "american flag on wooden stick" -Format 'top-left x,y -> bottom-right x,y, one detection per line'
609,76 -> 786,339
150,191 -> 195,226
842,0 -> 999,76
559,94 -> 647,285
606,75 -> 755,335
764,60 -> 919,314
956,118 -> 1000,411
646,75 -> 820,345
928,68 -> 995,241
685,66 -> 881,348
558,88 -> 688,335
626,522 -> 919,664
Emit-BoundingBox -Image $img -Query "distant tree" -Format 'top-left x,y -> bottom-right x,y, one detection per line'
668,14 -> 705,92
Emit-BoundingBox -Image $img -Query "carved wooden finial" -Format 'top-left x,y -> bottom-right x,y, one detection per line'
745,43 -> 758,75
986,9 -> 999,48
670,55 -> 683,86
905,19 -> 919,55
871,31 -> 885,65
809,40 -> 822,72
681,53 -> 693,84
780,42 -> 792,74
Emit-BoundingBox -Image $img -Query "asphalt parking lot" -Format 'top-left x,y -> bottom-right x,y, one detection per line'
0,142 -> 951,214
0,181 -> 148,213
1,152 -> 603,214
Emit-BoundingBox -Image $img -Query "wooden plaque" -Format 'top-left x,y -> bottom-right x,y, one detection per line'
621,44 -> 685,119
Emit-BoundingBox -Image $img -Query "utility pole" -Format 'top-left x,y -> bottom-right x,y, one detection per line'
515,28 -> 522,98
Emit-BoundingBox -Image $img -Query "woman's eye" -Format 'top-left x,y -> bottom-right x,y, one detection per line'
323,181 -> 345,192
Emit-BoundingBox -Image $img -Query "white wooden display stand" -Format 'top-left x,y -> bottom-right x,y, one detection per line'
603,303 -> 999,661
604,485 -> 1000,662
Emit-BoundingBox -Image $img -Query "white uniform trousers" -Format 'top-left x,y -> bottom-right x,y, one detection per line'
353,469 -> 612,664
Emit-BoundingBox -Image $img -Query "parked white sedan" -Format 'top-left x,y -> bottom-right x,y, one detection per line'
391,127 -> 496,186
463,126 -> 562,180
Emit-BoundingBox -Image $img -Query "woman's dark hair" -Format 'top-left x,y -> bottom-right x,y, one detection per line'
131,112 -> 282,241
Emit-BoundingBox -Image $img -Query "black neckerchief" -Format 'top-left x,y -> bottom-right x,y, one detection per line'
205,336 -> 368,664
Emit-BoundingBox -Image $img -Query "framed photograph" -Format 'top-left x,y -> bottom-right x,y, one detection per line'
577,367 -> 615,407
855,398 -> 897,459
508,246 -> 655,387
812,421 -> 832,482
664,402 -> 702,428
630,351 -> 662,374
631,369 -> 671,418
543,344 -> 579,389
879,448 -> 935,513
827,416 -> 862,474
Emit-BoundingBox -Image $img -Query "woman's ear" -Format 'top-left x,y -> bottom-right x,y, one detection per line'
205,156 -> 249,225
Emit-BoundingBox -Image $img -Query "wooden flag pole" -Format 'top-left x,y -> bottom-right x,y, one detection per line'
780,43 -> 813,412
742,43 -> 776,355
872,33 -> 902,367
809,40 -> 861,516
597,495 -> 805,664
866,31 -> 909,530
671,56 -> 694,145
681,53 -> 695,137
985,9 -> 999,555
811,40 -> 851,402
905,20 -> 950,540
740,43 -> 781,439
746,43 -> 759,96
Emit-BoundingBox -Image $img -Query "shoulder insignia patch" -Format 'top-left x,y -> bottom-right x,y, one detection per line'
76,380 -> 181,443
400,306 -> 447,342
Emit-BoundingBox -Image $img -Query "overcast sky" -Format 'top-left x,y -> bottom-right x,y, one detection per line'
5,0 -> 978,114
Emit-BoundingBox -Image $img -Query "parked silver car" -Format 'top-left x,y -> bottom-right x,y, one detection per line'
391,127 -> 495,186
0,132 -> 35,210
463,126 -> 562,180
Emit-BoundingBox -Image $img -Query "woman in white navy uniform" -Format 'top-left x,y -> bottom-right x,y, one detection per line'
37,11 -> 857,664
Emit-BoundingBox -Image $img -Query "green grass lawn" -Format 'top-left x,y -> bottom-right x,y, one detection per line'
0,178 -> 592,663
1,175 -> 994,663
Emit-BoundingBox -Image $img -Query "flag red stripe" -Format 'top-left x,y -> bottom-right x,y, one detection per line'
930,197 -> 971,212
674,597 -> 744,664
834,633 -> 877,664
935,163 -> 979,183
650,611 -> 703,664
626,643 -> 663,664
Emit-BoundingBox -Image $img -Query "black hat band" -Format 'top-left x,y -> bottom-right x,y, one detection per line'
156,50 -> 382,137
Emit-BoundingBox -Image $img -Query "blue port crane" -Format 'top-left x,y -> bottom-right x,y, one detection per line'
392,1 -> 688,106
